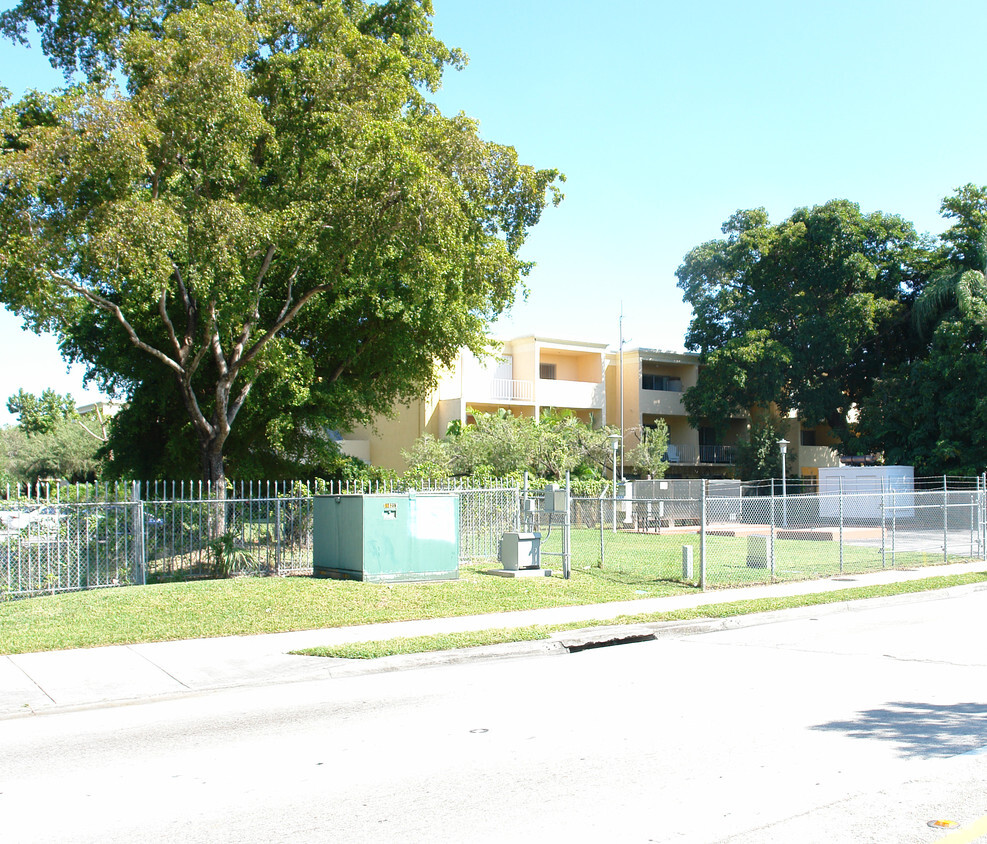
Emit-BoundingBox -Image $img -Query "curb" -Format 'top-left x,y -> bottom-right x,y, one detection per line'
322,580 -> 987,677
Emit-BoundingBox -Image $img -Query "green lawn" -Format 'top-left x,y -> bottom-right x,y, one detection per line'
550,527 -> 976,587
0,564 -> 699,655
3,559 -> 985,656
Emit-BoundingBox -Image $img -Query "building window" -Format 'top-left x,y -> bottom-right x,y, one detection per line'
642,374 -> 682,392
801,429 -> 816,446
540,363 -> 557,380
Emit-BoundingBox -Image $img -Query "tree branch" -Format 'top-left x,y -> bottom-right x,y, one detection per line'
47,272 -> 183,376
239,273 -> 327,370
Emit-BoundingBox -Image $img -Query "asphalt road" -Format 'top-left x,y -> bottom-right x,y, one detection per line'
3,589 -> 987,843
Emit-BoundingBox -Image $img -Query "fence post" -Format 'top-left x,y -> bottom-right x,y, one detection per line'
523,472 -> 529,533
881,477 -> 887,569
982,474 -> 986,562
274,494 -> 282,576
770,481 -> 775,534
699,480 -> 707,590
943,475 -> 948,564
839,477 -> 844,574
971,479 -> 977,559
891,487 -> 897,568
563,472 -> 571,580
132,480 -> 146,586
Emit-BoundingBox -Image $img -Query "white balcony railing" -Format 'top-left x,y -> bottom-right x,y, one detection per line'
484,378 -> 534,403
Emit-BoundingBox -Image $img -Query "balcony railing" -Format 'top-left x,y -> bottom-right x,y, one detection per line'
486,378 -> 534,402
665,444 -> 736,465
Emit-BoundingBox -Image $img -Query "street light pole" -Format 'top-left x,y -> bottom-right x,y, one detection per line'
778,438 -> 789,528
608,433 -> 621,533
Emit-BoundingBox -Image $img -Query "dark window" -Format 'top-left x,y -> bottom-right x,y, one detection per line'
801,429 -> 816,446
539,363 -> 557,380
642,374 -> 682,392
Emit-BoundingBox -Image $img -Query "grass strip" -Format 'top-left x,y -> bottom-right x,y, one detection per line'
295,626 -> 557,660
293,572 -> 987,660
0,564 -> 698,655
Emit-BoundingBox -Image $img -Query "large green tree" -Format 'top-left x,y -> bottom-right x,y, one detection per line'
858,314 -> 987,474
0,0 -> 562,485
677,200 -> 924,440
856,185 -> 987,474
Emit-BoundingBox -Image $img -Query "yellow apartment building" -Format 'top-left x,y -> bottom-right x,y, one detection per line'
608,346 -> 840,480
340,335 -> 609,470
340,335 -> 841,480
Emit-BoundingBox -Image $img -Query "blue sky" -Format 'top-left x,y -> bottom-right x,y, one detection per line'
2,0 -> 987,422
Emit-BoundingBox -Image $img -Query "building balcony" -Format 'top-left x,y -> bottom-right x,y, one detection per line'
538,378 -> 605,410
467,378 -> 534,404
640,389 -> 687,416
665,443 -> 736,466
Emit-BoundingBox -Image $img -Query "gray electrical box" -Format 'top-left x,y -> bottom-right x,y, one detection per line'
500,532 -> 542,570
542,485 -> 566,513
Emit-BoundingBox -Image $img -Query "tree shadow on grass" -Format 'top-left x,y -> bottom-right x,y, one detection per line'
811,701 -> 987,759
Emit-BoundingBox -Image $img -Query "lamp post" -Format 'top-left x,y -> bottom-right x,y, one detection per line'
778,438 -> 789,527
608,433 -> 621,532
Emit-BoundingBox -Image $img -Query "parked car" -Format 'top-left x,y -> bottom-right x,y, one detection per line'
0,506 -> 69,534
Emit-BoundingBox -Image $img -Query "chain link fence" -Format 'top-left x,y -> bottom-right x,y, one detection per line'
0,480 -> 521,600
573,477 -> 987,589
457,486 -> 523,561
4,476 -> 983,599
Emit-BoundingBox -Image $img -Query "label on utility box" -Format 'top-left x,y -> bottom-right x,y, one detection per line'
383,503 -> 398,520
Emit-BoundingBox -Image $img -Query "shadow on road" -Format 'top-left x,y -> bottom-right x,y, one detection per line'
811,701 -> 987,759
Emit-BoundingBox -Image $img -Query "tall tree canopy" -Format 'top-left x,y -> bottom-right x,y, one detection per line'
676,200 -> 922,439
856,185 -> 987,474
0,0 -> 563,484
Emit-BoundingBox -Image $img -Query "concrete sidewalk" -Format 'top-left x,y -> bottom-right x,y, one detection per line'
2,561 -> 984,719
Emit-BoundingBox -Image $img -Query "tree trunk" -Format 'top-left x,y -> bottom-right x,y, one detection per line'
200,436 -> 228,540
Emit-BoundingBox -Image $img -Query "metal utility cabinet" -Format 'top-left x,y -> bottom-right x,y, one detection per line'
313,493 -> 460,583
500,532 -> 542,571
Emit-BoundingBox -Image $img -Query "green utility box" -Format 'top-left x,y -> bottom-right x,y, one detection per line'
312,493 -> 460,583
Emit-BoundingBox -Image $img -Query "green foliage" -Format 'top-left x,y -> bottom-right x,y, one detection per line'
402,433 -> 453,484
677,200 -> 921,438
403,410 -> 613,482
6,389 -> 76,436
733,414 -> 789,482
856,185 -> 987,474
938,183 -> 987,272
858,314 -> 987,475
0,0 -> 562,487
569,477 -> 609,497
624,421 -> 670,479
209,530 -> 256,579
533,409 -> 613,480
453,410 -> 539,477
1,415 -> 103,484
